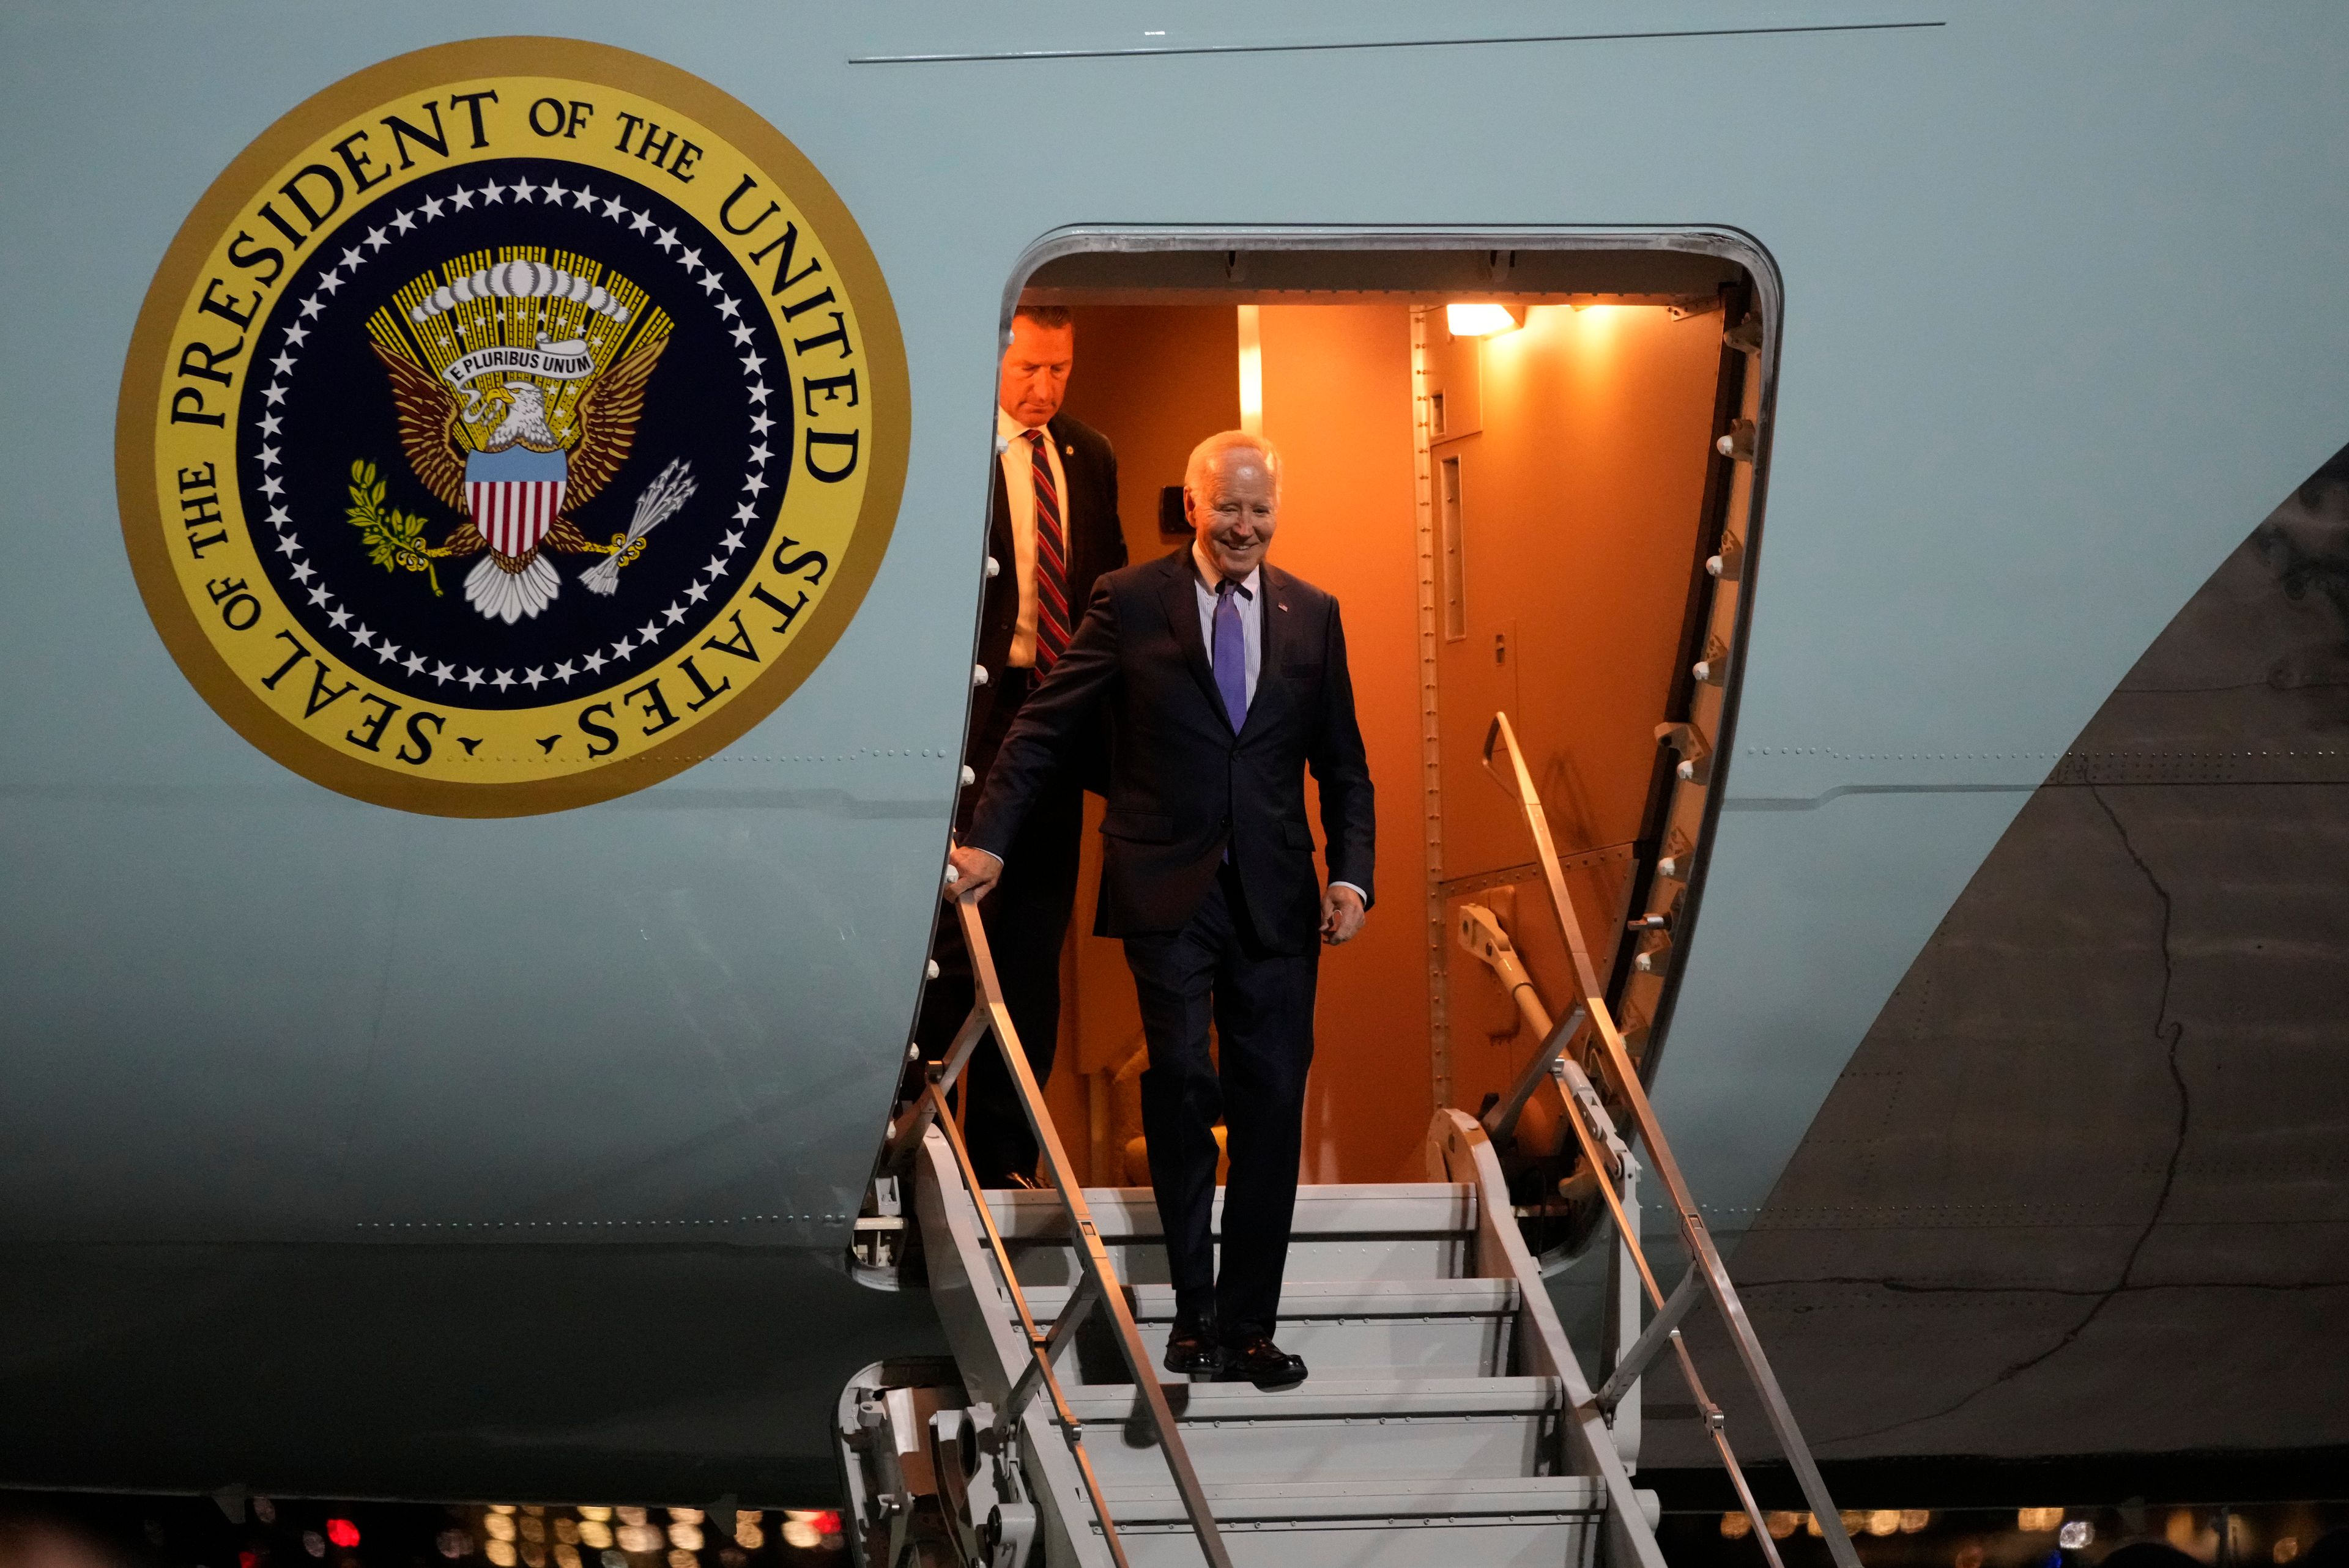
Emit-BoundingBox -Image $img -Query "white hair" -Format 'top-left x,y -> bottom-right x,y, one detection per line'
1183,429 -> 1282,502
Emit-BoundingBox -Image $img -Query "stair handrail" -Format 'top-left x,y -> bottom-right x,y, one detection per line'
1479,711 -> 1862,1568
886,893 -> 1234,1568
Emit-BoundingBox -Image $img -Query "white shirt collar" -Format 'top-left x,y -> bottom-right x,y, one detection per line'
1190,539 -> 1260,599
996,405 -> 1047,454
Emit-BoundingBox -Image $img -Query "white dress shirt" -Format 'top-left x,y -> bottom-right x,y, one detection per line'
996,406 -> 1069,670
1192,542 -> 1367,906
1189,541 -> 1263,703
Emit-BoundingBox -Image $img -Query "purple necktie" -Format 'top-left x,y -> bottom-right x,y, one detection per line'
1213,579 -> 1249,731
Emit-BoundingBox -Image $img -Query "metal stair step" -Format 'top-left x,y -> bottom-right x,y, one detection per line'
1052,1376 -> 1564,1485
1026,1278 -> 1517,1322
985,1183 -> 1476,1240
1088,1474 -> 1622,1568
1022,1279 -> 1520,1380
1010,1236 -> 1468,1288
1100,1473 -> 1605,1523
1063,1374 -> 1560,1421
996,1185 -> 1479,1288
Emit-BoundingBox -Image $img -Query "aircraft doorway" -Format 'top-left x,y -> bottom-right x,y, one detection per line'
984,239 -> 1770,1197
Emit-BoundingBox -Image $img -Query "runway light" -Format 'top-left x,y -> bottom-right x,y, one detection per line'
485,1544 -> 518,1568
485,1518 -> 518,1543
667,1525 -> 705,1551
1721,1514 -> 1752,1539
578,1524 -> 612,1550
1446,303 -> 1524,338
302,1535 -> 325,1561
615,1526 -> 663,1553
577,1511 -> 613,1524
2020,1509 -> 2064,1533
2060,1522 -> 2095,1550
1902,1512 -> 1932,1534
2276,1539 -> 2302,1563
327,1523 -> 362,1550
780,1522 -> 820,1550
733,1524 -> 765,1551
1869,1512 -> 1903,1537
1765,1513 -> 1801,1540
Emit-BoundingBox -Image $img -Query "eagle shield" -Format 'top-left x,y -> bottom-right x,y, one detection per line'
465,445 -> 568,559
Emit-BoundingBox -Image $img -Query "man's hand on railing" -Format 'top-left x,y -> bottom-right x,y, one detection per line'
1320,883 -> 1366,945
945,843 -> 1004,903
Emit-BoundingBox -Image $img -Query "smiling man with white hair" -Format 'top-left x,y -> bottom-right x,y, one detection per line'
949,428 -> 1375,1390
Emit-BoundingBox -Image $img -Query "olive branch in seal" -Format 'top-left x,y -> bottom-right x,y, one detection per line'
345,459 -> 452,596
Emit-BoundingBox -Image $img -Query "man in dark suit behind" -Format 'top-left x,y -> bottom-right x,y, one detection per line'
950,431 -> 1374,1389
915,306 -> 1124,1188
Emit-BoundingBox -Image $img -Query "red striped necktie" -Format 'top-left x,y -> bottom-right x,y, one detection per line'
1025,428 -> 1072,671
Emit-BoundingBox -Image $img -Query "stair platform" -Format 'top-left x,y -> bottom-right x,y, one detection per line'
886,1113 -> 1666,1568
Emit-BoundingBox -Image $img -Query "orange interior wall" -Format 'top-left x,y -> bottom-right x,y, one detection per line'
1253,305 -> 1431,1182
1011,298 -> 1720,1184
1428,304 -> 1723,1122
1061,306 -> 1242,565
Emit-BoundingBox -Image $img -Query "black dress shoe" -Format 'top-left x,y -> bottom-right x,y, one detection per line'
1219,1333 -> 1307,1390
1163,1318 -> 1224,1377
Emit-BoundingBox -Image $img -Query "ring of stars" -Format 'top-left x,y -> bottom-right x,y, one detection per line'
255,170 -> 774,698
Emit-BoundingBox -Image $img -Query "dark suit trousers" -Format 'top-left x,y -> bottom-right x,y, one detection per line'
1123,862 -> 1319,1339
917,673 -> 1081,1186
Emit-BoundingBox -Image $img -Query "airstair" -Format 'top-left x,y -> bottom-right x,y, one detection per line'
840,714 -> 1860,1568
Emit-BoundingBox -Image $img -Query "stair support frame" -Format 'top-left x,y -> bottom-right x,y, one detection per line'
1479,709 -> 1863,1568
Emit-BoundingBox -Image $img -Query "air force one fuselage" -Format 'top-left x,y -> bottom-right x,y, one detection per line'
4,2 -> 2347,1500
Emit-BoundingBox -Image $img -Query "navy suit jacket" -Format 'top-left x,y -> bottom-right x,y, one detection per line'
959,413 -> 1123,822
967,547 -> 1375,954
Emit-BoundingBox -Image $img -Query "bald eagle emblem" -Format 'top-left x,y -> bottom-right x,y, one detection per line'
359,253 -> 698,623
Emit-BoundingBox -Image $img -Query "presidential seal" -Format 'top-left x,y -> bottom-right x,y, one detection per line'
117,39 -> 905,815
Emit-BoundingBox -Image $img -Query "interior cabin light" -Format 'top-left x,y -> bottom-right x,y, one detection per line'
1446,302 -> 1524,337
